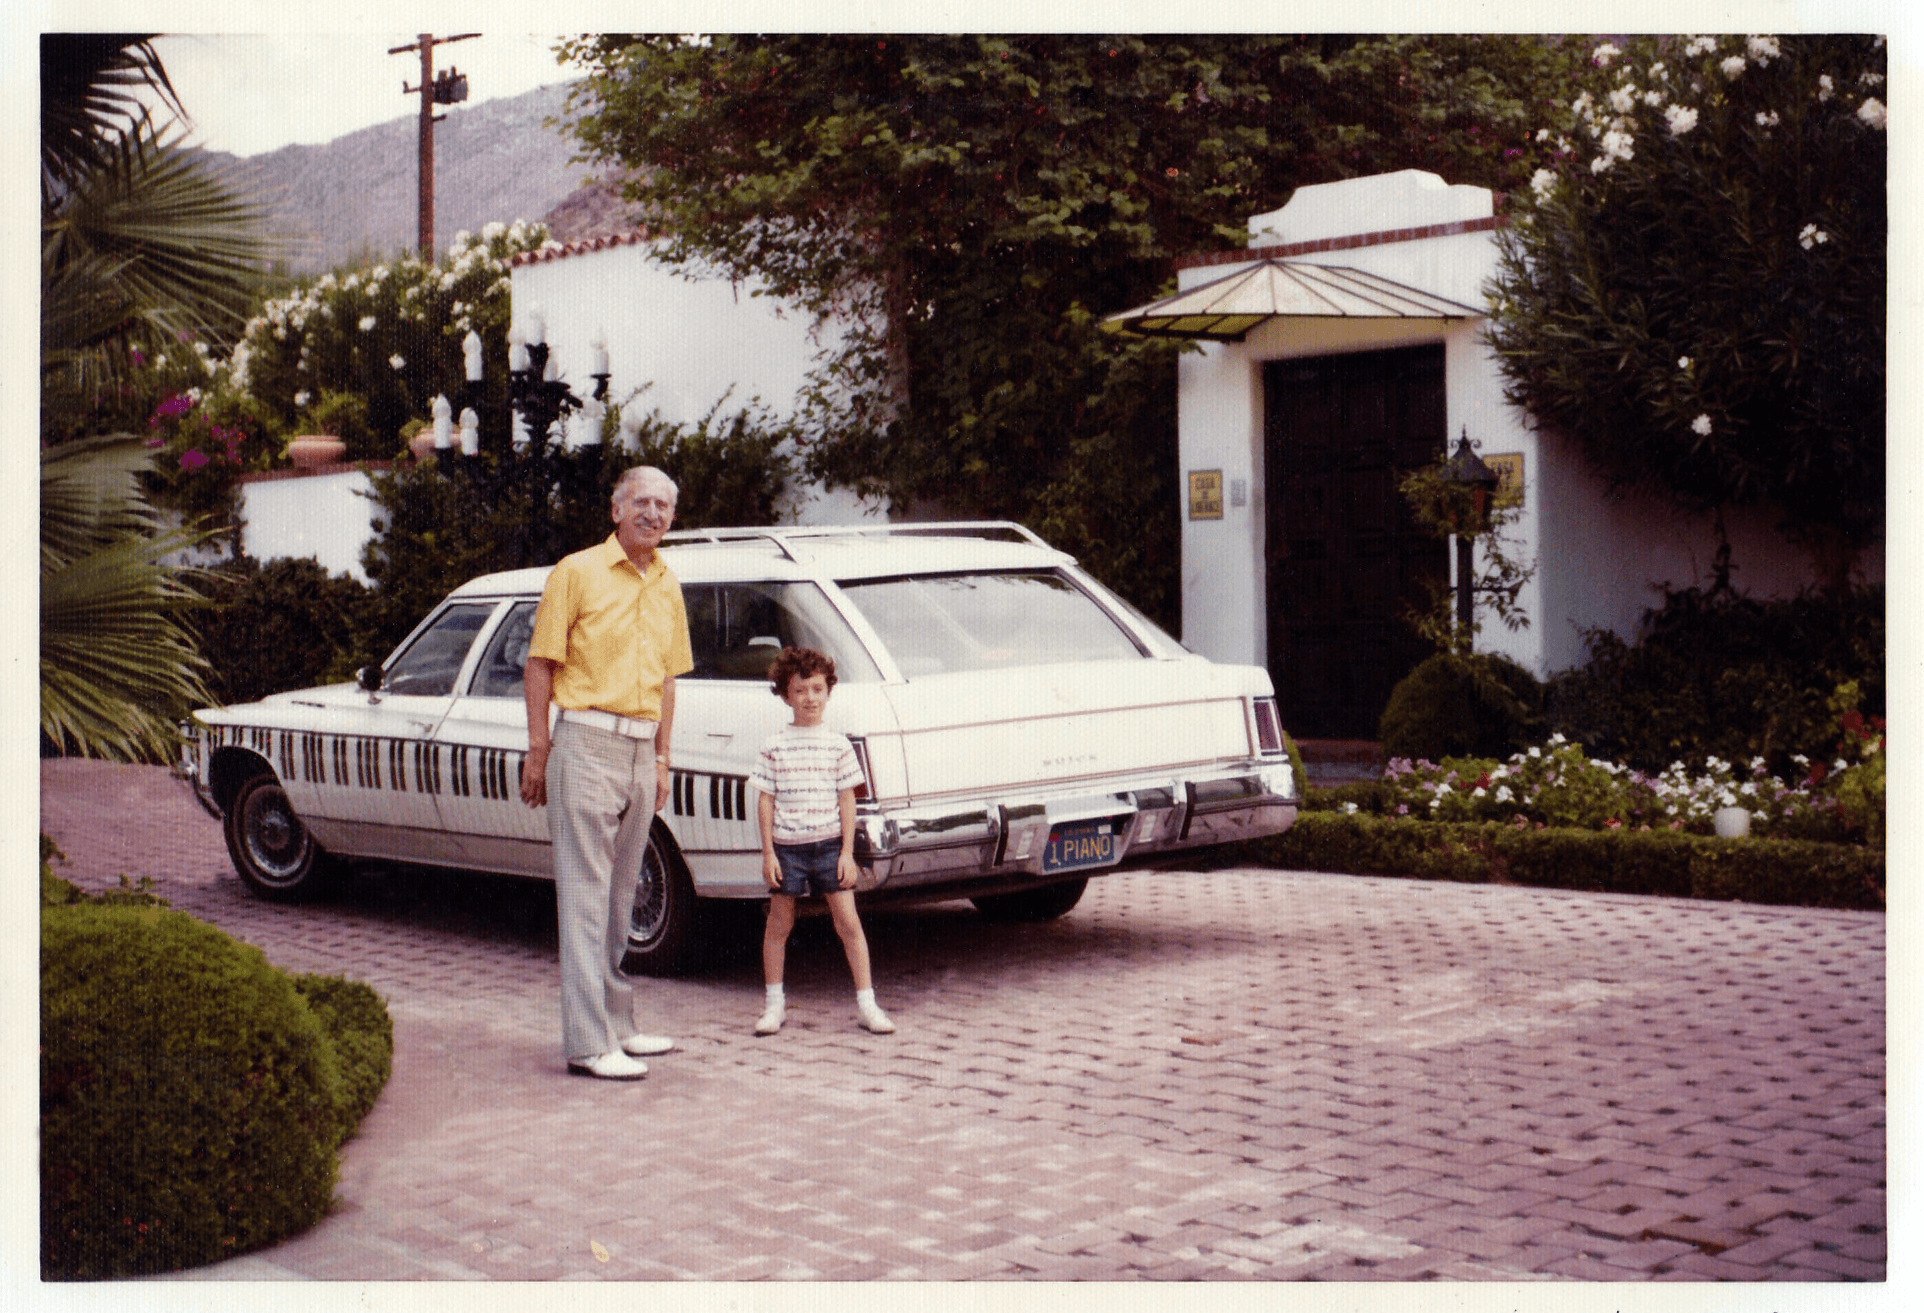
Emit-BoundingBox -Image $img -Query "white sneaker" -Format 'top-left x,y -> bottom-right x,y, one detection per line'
621,1032 -> 676,1057
857,1000 -> 895,1034
754,1001 -> 785,1035
567,1049 -> 648,1080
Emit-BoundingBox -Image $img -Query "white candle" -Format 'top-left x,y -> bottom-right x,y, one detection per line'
432,394 -> 452,448
507,329 -> 529,374
591,332 -> 609,377
463,331 -> 483,382
458,408 -> 480,456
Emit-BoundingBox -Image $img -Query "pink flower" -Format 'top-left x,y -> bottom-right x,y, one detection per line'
179,449 -> 208,471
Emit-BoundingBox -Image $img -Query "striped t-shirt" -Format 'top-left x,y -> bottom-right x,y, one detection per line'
749,723 -> 865,845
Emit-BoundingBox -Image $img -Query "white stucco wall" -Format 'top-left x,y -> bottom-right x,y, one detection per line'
511,241 -> 876,525
238,469 -> 381,583
1176,170 -> 1880,686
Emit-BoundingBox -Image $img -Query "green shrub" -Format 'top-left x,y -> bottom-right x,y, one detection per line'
291,974 -> 393,1134
1256,813 -> 1883,911
1546,583 -> 1884,774
1378,651 -> 1544,762
41,904 -> 346,1278
188,556 -> 373,704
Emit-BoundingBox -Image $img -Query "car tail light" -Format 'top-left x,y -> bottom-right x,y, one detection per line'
1252,697 -> 1284,755
846,735 -> 874,801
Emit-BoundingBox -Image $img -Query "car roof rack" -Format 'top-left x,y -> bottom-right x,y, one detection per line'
661,521 -> 1052,564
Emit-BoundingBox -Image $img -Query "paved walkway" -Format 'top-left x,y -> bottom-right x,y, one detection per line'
38,759 -> 1888,1285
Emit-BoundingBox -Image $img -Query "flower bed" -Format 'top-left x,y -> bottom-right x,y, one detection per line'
1319,732 -> 1881,846
1244,726 -> 1885,911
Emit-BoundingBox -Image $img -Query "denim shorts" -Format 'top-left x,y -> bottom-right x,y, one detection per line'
773,838 -> 845,897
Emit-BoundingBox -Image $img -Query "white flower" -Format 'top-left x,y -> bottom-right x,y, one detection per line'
1692,414 -> 1714,436
1495,786 -> 1514,804
1858,98 -> 1887,130
358,315 -> 377,332
1683,35 -> 1717,57
389,354 -> 407,371
1608,86 -> 1638,114
1531,168 -> 1558,202
1650,62 -> 1667,81
1799,224 -> 1830,250
1755,111 -> 1780,128
1861,70 -> 1885,87
482,220 -> 507,242
1528,747 -> 1542,759
1472,787 -> 1488,799
1665,104 -> 1699,136
1747,36 -> 1781,65
1342,801 -> 1359,815
1593,43 -> 1622,67
294,390 -> 311,407
1643,90 -> 1664,107
1572,91 -> 1596,119
344,274 -> 360,290
1721,56 -> 1747,79
1677,356 -> 1693,370
1819,74 -> 1835,101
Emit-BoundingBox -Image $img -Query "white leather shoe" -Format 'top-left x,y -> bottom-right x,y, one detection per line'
857,1000 -> 895,1034
754,1002 -> 785,1035
567,1049 -> 648,1080
621,1033 -> 676,1057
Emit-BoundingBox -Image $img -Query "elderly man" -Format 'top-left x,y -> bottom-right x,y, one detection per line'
522,466 -> 694,1080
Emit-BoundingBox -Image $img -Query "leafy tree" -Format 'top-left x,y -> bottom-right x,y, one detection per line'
560,34 -> 1587,629
1487,35 -> 1886,593
39,34 -> 270,759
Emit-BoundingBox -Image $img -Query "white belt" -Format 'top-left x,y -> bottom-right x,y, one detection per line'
556,707 -> 658,740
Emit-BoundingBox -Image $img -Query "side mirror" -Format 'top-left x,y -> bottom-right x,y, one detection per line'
356,665 -> 384,692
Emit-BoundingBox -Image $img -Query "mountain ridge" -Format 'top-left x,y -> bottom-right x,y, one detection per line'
205,81 -> 637,273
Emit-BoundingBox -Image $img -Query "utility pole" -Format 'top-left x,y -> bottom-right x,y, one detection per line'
389,32 -> 479,259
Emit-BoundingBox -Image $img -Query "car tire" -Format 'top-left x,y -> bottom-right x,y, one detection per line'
625,823 -> 702,976
971,877 -> 1088,923
224,773 -> 334,901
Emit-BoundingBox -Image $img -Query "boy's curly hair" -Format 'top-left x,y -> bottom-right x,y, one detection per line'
768,646 -> 837,697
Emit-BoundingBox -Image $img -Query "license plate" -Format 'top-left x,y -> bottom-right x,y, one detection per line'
1041,818 -> 1121,873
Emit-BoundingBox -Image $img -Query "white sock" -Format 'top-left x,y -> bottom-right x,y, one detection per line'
766,983 -> 784,1004
856,988 -> 876,1007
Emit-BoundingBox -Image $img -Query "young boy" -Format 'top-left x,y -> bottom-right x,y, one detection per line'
749,646 -> 895,1036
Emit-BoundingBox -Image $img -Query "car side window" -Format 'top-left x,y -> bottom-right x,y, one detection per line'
470,601 -> 538,699
682,582 -> 880,682
382,602 -> 496,696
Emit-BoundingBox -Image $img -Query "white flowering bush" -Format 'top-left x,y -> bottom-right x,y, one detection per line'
1367,731 -> 1873,844
224,221 -> 553,460
1488,35 -> 1886,592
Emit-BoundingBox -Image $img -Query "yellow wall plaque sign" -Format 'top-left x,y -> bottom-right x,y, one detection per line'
1188,470 -> 1224,520
1486,453 -> 1524,508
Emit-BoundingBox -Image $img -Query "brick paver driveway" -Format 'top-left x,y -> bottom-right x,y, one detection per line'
40,759 -> 1886,1282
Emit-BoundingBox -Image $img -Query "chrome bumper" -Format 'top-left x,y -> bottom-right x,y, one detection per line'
853,761 -> 1297,889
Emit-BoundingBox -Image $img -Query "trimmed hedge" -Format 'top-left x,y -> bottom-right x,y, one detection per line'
1252,812 -> 1883,911
40,895 -> 394,1279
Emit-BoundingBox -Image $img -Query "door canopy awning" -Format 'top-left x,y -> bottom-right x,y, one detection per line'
1102,258 -> 1482,342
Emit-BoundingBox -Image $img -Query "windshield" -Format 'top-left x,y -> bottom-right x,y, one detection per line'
837,570 -> 1146,678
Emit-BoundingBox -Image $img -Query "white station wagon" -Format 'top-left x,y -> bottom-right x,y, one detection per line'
180,523 -> 1299,973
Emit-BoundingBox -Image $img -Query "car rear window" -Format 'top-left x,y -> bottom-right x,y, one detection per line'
836,570 -> 1145,678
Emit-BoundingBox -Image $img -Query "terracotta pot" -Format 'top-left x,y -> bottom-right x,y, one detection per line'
287,435 -> 346,469
408,429 -> 439,463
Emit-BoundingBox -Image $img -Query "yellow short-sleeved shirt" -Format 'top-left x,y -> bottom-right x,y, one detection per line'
527,534 -> 694,720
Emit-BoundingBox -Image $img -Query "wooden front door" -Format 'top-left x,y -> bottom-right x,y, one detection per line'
1263,346 -> 1446,739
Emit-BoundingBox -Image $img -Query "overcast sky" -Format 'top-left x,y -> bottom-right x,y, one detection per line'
146,33 -> 581,158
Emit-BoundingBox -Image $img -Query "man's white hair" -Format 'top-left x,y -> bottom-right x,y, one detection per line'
612,465 -> 678,506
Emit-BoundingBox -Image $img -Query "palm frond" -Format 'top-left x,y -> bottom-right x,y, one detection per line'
40,527 -> 214,762
41,435 -> 164,568
40,33 -> 183,202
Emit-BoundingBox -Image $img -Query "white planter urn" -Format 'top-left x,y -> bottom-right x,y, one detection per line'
1712,806 -> 1751,839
